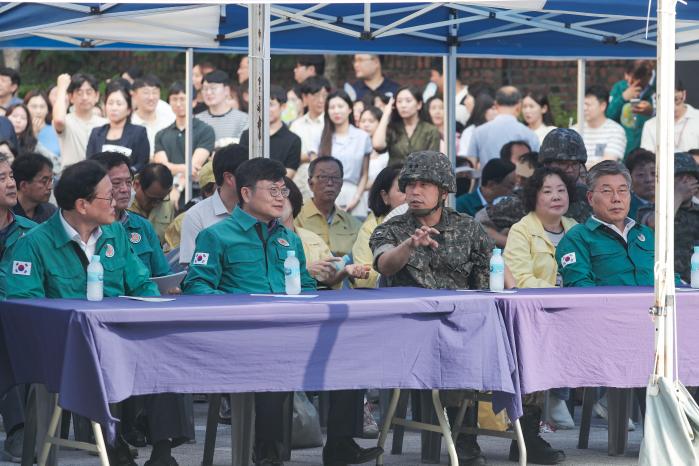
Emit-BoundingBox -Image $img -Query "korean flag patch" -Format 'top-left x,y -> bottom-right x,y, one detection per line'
12,261 -> 31,276
560,252 -> 576,268
193,252 -> 209,265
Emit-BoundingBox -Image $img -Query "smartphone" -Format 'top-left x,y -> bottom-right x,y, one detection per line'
630,98 -> 641,104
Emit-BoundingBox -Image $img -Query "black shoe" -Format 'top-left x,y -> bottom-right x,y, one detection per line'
510,406 -> 565,465
123,428 -> 147,448
107,443 -> 137,466
456,435 -> 487,466
322,438 -> 383,465
144,455 -> 179,466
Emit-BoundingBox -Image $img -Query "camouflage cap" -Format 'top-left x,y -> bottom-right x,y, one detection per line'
398,151 -> 456,193
198,161 -> 215,187
538,128 -> 587,164
675,152 -> 699,177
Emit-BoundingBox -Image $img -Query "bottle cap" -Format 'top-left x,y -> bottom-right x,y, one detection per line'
286,250 -> 296,257
695,246 -> 699,253
493,248 -> 502,255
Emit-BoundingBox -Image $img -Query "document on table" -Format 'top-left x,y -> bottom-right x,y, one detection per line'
677,287 -> 699,292
249,294 -> 319,298
118,296 -> 176,302
456,289 -> 518,294
151,271 -> 187,294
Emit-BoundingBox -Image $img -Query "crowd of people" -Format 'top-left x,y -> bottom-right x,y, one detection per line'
0,54 -> 695,466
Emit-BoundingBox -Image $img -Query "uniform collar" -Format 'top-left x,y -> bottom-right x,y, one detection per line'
211,190 -> 228,216
58,210 -> 103,248
305,199 -> 343,225
231,205 -> 280,233
588,215 -> 636,242
303,112 -> 324,125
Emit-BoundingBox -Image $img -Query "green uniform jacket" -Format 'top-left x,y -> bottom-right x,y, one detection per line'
4,211 -> 158,299
455,190 -> 485,217
182,206 -> 316,295
122,212 -> 170,277
556,217 -> 655,287
606,79 -> 654,157
0,214 -> 37,298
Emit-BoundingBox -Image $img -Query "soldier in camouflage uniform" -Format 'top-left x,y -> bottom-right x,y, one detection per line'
485,128 -> 592,232
369,151 -> 565,466
638,152 -> 699,283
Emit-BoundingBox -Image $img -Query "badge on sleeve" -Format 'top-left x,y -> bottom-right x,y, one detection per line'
12,261 -> 31,276
105,244 -> 115,258
129,233 -> 142,244
638,233 -> 646,242
277,238 -> 289,247
560,252 -> 576,268
193,252 -> 209,265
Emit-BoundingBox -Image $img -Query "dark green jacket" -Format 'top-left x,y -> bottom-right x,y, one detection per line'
0,214 -> 37,298
455,190 -> 485,217
122,211 -> 170,277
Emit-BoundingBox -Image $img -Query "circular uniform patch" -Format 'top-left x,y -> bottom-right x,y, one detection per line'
277,238 -> 290,247
638,233 -> 646,242
105,244 -> 115,258
129,232 -> 142,244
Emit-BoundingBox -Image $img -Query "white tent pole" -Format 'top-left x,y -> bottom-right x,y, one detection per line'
445,13 -> 457,208
185,47 -> 193,202
576,59 -> 585,131
249,3 -> 271,159
653,0 -> 677,381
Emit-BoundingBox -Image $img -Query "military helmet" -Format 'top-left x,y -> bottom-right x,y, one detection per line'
538,128 -> 587,164
675,152 -> 699,178
398,151 -> 457,193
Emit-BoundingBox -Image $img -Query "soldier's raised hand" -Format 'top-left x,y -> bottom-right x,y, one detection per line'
409,225 -> 439,249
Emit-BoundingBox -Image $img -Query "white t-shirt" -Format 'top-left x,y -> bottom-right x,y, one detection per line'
572,118 -> 626,165
58,112 -> 107,169
311,125 -> 372,185
641,104 -> 699,153
131,100 -> 176,156
533,125 -> 556,144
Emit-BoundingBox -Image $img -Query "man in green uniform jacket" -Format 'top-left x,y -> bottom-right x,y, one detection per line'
0,154 -> 36,461
557,160 -> 655,287
92,151 -> 170,277
4,161 -> 192,466
183,158 -> 381,466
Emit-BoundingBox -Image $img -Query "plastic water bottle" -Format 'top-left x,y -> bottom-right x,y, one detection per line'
284,250 -> 301,295
333,255 -> 351,272
489,248 -> 505,292
86,255 -> 104,301
691,246 -> 699,288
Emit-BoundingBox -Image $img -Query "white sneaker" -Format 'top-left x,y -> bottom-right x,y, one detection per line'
548,397 -> 575,430
593,400 -> 608,420
628,418 -> 636,431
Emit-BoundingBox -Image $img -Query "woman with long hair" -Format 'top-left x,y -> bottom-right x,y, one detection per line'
86,82 -> 150,173
522,91 -> 556,144
24,90 -> 60,159
372,86 -> 440,166
457,93 -> 497,157
6,104 -> 38,155
315,90 -> 372,216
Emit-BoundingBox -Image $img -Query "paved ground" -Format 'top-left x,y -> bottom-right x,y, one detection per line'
0,402 -> 642,466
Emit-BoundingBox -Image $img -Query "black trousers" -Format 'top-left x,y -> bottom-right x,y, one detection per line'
326,390 -> 364,440
111,393 -> 194,446
0,385 -> 26,433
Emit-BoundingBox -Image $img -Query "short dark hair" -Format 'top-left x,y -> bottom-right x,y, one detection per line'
124,66 -> 143,80
625,148 -> 655,174
68,73 -> 99,94
270,85 -> 287,105
137,163 -> 173,191
54,160 -> 107,210
481,158 -> 516,187
284,176 -> 303,219
308,155 -> 344,179
369,164 -> 403,217
360,106 -> 383,122
167,81 -> 186,100
203,70 -> 230,85
212,143 -> 249,186
519,151 -> 541,170
585,84 -> 609,104
0,67 -> 20,87
104,82 -> 132,111
495,86 -> 522,107
428,58 -> 461,78
90,151 -> 132,173
299,76 -> 331,96
522,166 -> 577,213
11,152 -> 53,186
132,74 -> 162,91
500,140 -> 532,163
235,157 -> 286,205
296,55 -> 325,76
0,138 -> 17,157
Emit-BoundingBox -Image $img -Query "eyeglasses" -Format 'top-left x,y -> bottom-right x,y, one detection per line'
314,175 -> 343,185
256,186 -> 290,198
593,188 -> 630,199
201,85 -> 224,94
92,195 -> 114,204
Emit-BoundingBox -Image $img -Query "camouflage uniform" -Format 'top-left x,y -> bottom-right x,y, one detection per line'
637,152 -> 699,283
486,128 -> 592,230
369,151 -> 493,289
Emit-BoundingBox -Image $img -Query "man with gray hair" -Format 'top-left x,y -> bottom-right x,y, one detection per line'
466,85 -> 540,166
556,160 -> 655,287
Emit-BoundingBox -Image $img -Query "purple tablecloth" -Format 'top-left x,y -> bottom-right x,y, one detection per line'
495,286 -> 699,394
0,287 -> 521,441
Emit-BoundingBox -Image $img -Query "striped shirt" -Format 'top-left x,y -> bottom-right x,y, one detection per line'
195,108 -> 248,145
572,118 -> 627,166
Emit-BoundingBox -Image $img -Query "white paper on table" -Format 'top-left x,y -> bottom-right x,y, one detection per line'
456,289 -> 517,294
118,296 -> 176,302
249,294 -> 319,298
151,271 -> 187,294
676,288 -> 699,292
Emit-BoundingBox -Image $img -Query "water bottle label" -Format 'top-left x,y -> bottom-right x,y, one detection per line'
693,262 -> 699,272
284,267 -> 299,277
490,264 -> 504,274
87,271 -> 103,282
